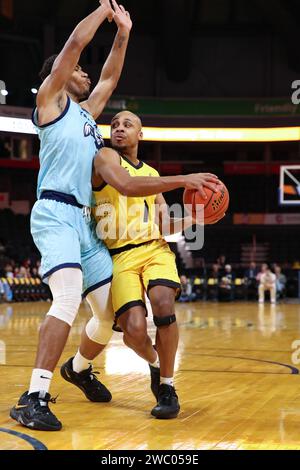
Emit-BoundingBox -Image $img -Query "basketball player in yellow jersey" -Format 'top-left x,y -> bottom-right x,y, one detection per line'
84,110 -> 219,419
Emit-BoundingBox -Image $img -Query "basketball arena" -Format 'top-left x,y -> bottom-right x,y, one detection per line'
0,0 -> 300,453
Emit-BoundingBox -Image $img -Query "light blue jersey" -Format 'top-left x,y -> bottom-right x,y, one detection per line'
32,96 -> 104,207
31,95 -> 112,292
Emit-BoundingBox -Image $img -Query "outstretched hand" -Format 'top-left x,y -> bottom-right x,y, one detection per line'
99,0 -> 115,22
111,0 -> 132,31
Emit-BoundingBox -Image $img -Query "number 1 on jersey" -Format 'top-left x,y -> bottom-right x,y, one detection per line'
143,200 -> 149,223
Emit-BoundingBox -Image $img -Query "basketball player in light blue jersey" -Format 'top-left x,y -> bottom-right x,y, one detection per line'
10,0 -> 132,431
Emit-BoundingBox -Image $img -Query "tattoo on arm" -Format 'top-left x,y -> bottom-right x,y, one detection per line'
117,35 -> 126,49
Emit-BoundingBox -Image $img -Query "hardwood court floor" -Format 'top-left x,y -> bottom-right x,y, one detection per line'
0,300 -> 300,450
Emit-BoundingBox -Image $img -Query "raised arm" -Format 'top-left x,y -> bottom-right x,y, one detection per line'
82,1 -> 132,119
93,148 -> 220,197
38,1 -> 113,110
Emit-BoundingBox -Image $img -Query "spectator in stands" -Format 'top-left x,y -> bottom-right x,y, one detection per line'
216,255 -> 227,276
13,267 -> 20,278
178,275 -> 195,302
258,266 -> 276,304
31,267 -> 41,279
219,264 -> 235,301
18,266 -> 29,278
4,264 -> 14,279
23,258 -> 31,270
245,261 -> 258,281
208,263 -> 220,301
211,263 -> 220,278
256,263 -> 268,283
244,261 -> 258,300
0,278 -> 12,302
216,255 -> 226,268
0,137 -> 12,158
274,266 -> 287,301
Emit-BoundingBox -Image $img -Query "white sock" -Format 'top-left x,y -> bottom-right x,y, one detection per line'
149,353 -> 160,369
29,368 -> 53,395
72,350 -> 91,373
160,376 -> 174,387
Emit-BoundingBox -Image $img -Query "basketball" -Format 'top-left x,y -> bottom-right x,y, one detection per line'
183,182 -> 229,224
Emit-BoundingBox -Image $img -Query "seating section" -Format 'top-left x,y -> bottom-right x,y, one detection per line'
0,209 -> 299,302
185,225 -> 300,266
177,270 -> 299,301
1,277 -> 51,302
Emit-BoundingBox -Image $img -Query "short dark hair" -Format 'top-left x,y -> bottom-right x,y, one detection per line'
39,54 -> 58,82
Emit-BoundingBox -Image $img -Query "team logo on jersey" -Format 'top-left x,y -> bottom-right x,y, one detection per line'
84,122 -> 104,150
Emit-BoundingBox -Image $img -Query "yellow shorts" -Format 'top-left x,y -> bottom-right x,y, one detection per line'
111,239 -> 180,318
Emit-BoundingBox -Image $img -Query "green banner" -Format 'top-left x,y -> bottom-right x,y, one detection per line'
104,97 -> 299,117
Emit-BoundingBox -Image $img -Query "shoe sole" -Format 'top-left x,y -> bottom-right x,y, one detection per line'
10,407 -> 62,431
60,365 -> 112,403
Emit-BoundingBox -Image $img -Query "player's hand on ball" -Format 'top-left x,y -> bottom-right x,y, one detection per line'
184,173 -> 220,199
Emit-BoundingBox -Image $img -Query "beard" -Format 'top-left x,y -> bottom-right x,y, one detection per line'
79,88 -> 90,101
111,141 -> 127,152
111,135 -> 127,151
67,82 -> 90,102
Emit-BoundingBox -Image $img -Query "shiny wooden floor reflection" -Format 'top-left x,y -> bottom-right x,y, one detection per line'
1,300 -> 300,450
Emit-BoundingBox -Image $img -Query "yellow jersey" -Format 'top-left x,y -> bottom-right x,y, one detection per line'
93,155 -> 161,253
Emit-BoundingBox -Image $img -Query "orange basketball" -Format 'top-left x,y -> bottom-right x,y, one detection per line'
183,182 -> 229,224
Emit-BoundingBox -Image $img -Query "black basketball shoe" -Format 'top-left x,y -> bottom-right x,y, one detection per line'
10,391 -> 62,431
60,357 -> 112,402
149,365 -> 160,400
151,384 -> 180,419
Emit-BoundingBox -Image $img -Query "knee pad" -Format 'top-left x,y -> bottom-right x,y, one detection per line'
46,268 -> 83,326
85,283 -> 114,345
85,316 -> 113,345
153,314 -> 176,328
47,289 -> 82,326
